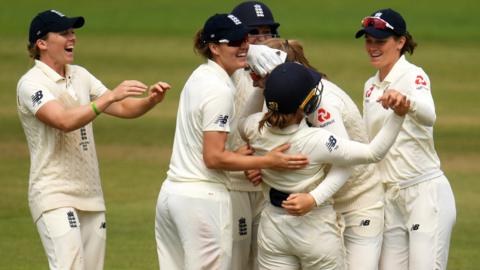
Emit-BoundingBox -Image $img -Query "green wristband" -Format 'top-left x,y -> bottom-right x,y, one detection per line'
91,102 -> 101,116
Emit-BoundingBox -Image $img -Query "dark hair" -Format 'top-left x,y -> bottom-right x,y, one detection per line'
397,31 -> 417,55
193,29 -> 213,59
258,110 -> 296,132
262,38 -> 327,78
27,34 -> 48,59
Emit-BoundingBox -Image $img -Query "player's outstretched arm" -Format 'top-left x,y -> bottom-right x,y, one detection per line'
104,81 -> 171,118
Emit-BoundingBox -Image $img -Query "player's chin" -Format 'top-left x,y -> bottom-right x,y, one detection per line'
235,57 -> 248,69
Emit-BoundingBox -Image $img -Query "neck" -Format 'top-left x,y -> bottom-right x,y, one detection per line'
379,55 -> 401,82
40,56 -> 66,77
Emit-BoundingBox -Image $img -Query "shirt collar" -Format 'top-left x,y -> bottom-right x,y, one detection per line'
34,60 -> 73,83
373,55 -> 410,87
267,118 -> 309,135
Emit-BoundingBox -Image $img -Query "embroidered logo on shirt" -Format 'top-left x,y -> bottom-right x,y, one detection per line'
31,90 -> 44,107
326,135 -> 338,152
411,224 -> 420,231
238,217 -> 247,236
79,127 -> 90,151
99,222 -> 106,229
317,108 -> 331,123
214,115 -> 229,127
415,75 -> 429,90
365,85 -> 375,98
67,211 -> 77,228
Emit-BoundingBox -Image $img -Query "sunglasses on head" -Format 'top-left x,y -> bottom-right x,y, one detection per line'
361,16 -> 395,31
218,36 -> 248,47
299,80 -> 324,115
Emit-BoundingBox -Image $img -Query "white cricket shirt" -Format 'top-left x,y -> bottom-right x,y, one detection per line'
240,112 -> 404,204
363,55 -> 443,187
167,60 -> 235,184
17,60 -> 108,222
307,79 -> 383,213
225,69 -> 262,191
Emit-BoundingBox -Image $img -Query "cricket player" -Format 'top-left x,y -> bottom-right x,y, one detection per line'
246,39 -> 390,269
17,10 -> 170,270
226,2 -> 281,269
355,8 -> 456,270
154,13 -> 307,270
238,62 -> 410,270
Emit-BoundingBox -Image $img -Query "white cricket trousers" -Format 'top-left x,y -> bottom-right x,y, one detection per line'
339,200 -> 384,270
380,175 -> 456,270
258,203 -> 345,270
155,179 -> 232,270
230,190 -> 265,270
35,208 -> 106,270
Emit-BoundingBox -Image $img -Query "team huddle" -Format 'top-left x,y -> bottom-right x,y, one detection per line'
17,1 -> 456,270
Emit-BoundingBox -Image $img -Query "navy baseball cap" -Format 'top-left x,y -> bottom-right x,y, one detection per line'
231,1 -> 280,35
264,62 -> 321,114
201,13 -> 249,44
355,8 -> 406,39
29,9 -> 84,44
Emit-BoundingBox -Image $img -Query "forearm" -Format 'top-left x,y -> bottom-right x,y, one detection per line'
104,96 -> 156,118
407,94 -> 436,126
309,165 -> 351,206
204,150 -> 270,171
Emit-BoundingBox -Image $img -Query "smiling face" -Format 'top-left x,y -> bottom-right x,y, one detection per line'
365,34 -> 405,80
37,28 -> 76,76
209,39 -> 249,75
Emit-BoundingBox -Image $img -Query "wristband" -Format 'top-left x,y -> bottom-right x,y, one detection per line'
91,102 -> 101,116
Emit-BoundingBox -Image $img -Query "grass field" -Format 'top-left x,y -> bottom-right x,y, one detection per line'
1,0 -> 479,269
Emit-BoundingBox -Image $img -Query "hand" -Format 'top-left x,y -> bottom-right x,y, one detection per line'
377,89 -> 411,116
266,143 -> 309,170
244,169 -> 262,186
247,44 -> 287,77
148,81 -> 171,104
112,80 -> 148,101
281,193 -> 316,216
235,144 -> 254,156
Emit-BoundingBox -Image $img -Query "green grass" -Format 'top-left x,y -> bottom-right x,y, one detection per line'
1,0 -> 480,269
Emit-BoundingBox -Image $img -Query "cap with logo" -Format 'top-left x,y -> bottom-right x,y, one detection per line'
29,10 -> 84,44
201,13 -> 249,44
355,8 -> 406,39
231,1 -> 280,36
264,62 -> 322,114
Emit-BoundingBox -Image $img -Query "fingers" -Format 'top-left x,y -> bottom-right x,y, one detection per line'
272,143 -> 290,153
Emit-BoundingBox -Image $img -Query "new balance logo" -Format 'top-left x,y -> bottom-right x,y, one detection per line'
239,217 -> 247,236
359,219 -> 371,226
411,224 -> 420,231
254,4 -> 265,17
100,222 -> 106,229
67,211 -> 77,228
31,90 -> 43,107
214,115 -> 229,127
325,135 -> 337,152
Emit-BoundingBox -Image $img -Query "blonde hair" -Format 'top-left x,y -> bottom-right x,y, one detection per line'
27,34 -> 48,59
258,110 -> 297,131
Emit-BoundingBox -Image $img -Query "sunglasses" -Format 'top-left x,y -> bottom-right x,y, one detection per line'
218,36 -> 248,47
299,80 -> 324,115
361,16 -> 395,31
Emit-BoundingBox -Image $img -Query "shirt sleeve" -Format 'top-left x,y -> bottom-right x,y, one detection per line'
404,70 -> 436,126
202,84 -> 234,133
309,165 -> 351,206
17,81 -> 56,115
307,113 -> 404,165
